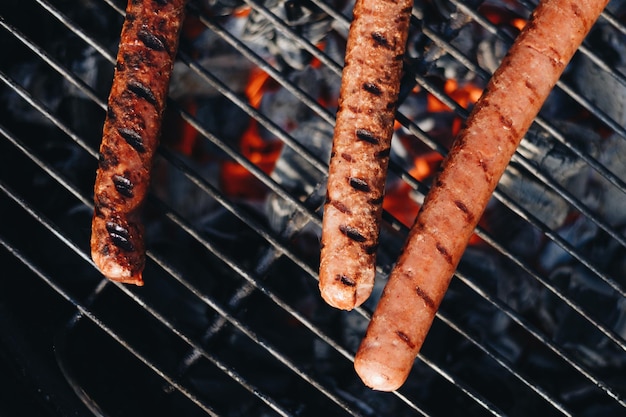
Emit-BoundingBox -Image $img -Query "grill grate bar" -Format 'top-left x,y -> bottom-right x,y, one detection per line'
0,68 -> 434,413
0,238 -> 223,417
34,0 -> 116,64
0,70 -> 98,160
390,146 -> 626,388
419,23 -> 626,158
473,205 -> 626,352
0,16 -> 106,111
0,122 -> 364,417
519,0 -> 626,39
29,0 -> 326,230
0,72 -> 499,416
381,154 -> 626,406
176,49 -> 328,175
434,309 -> 573,416
241,0 -> 344,76
410,72 -> 626,297
172,102 -> 323,227
157,146 -> 319,278
2,0 -> 626,414
386,101 -> 626,358
454,268 -> 626,408
446,0 -> 626,194
187,6 -> 336,126
455,0 -> 626,90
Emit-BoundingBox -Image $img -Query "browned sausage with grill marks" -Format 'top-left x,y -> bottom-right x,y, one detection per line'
91,0 -> 187,285
319,0 -> 413,310
354,0 -> 609,391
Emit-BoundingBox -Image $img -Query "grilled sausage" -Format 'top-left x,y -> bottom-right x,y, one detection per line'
319,0 -> 413,310
354,0 -> 609,391
91,0 -> 187,285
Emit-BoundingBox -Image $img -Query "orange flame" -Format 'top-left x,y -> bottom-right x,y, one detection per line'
219,68 -> 282,199
427,79 -> 483,136
383,152 -> 443,227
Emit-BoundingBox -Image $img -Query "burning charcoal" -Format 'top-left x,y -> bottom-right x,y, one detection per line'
169,56 -> 255,99
258,67 -> 324,135
241,0 -> 334,70
587,133 -> 626,228
265,119 -> 332,233
572,18 -> 626,128
497,124 -> 600,230
200,0 -> 246,16
2,62 -> 64,126
539,215 -> 599,272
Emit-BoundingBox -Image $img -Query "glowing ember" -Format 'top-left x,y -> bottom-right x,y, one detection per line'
220,68 -> 282,199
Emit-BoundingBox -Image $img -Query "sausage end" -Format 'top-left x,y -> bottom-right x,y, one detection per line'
319,276 -> 374,311
92,250 -> 144,286
354,354 -> 408,392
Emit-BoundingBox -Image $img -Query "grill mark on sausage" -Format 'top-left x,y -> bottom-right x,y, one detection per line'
138,27 -> 167,52
127,80 -> 158,106
355,128 -> 380,145
436,242 -> 453,265
106,221 -> 135,252
454,200 -> 474,222
395,330 -> 416,349
349,177 -> 370,192
112,174 -> 135,198
363,82 -> 382,96
339,274 -> 357,287
369,195 -> 384,205
371,31 -> 390,48
341,152 -> 353,162
330,199 -> 351,214
117,127 -> 146,153
415,285 -> 436,310
339,224 -> 367,242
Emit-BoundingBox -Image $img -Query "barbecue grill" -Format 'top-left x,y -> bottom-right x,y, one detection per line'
1,0 -> 626,415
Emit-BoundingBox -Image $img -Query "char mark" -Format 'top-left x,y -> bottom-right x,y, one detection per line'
138,27 -> 167,52
128,80 -> 157,106
435,243 -> 453,265
105,221 -> 135,252
330,199 -> 351,214
395,330 -> 416,349
118,128 -> 146,153
338,274 -> 356,287
339,224 -> 367,243
415,285 -> 436,310
454,200 -> 474,222
112,174 -> 134,198
355,128 -> 380,145
371,31 -> 390,48
340,152 -> 353,162
349,177 -> 370,192
363,82 -> 382,96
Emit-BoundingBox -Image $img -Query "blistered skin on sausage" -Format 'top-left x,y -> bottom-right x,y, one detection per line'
91,0 -> 186,285
354,0 -> 609,391
319,0 -> 413,310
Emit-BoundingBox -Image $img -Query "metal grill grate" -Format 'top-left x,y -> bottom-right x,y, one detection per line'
1,0 -> 626,415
